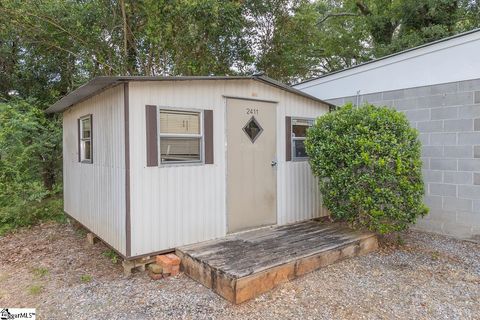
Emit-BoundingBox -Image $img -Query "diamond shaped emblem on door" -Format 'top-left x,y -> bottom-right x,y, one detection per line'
243,116 -> 263,143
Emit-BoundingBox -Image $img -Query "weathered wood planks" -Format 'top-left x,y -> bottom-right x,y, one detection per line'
176,220 -> 378,304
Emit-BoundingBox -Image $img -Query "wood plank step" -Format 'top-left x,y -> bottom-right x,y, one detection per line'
176,220 -> 378,304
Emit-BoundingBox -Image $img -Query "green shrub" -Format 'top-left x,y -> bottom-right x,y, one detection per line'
27,284 -> 43,295
0,99 -> 63,235
80,274 -> 93,283
102,249 -> 119,264
305,104 -> 428,234
0,195 -> 65,236
32,267 -> 49,278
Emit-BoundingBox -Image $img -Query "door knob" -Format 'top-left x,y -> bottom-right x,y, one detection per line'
271,160 -> 277,167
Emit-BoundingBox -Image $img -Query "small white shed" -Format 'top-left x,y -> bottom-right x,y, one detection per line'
47,76 -> 332,259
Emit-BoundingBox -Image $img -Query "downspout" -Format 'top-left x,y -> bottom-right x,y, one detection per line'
356,90 -> 361,107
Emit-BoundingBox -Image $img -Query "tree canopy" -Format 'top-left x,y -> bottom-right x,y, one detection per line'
1,0 -> 479,98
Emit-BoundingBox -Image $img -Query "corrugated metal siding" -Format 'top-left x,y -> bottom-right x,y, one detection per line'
128,81 -> 227,256
279,102 -> 329,225
63,85 -> 126,255
128,80 -> 329,256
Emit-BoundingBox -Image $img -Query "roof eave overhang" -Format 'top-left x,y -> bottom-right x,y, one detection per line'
46,75 -> 333,113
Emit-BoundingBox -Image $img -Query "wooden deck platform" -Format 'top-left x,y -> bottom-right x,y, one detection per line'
176,220 -> 378,304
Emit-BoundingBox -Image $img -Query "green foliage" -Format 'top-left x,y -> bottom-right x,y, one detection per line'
102,249 -> 119,264
1,0 -> 479,88
27,284 -> 43,295
0,99 -> 62,193
0,99 -> 63,235
253,0 -> 323,82
252,1 -> 370,81
345,0 -> 478,58
0,0 -> 252,89
395,234 -> 405,246
80,274 -> 93,283
305,104 -> 428,234
0,195 -> 64,236
74,226 -> 88,238
313,1 -> 371,73
32,267 -> 49,279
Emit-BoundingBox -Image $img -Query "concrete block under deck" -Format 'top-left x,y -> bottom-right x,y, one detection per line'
176,220 -> 378,304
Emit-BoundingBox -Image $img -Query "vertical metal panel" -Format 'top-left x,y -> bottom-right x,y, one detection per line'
124,83 -> 131,257
128,79 -> 329,257
63,84 -> 126,255
129,81 -> 227,256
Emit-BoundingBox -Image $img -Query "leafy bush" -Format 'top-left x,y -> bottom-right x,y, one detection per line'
28,284 -> 43,295
80,274 -> 93,283
0,195 -> 65,235
0,99 -> 63,235
305,104 -> 428,234
32,267 -> 49,278
102,249 -> 119,264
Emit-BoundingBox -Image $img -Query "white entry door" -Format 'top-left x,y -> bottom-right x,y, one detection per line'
226,98 -> 277,233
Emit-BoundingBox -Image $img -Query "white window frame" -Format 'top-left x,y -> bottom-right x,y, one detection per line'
158,107 -> 204,165
79,114 -> 93,164
291,117 -> 314,161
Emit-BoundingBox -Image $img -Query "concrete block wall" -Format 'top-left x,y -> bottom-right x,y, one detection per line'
326,78 -> 480,240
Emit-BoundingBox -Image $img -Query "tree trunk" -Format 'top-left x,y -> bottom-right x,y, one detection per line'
120,0 -> 137,75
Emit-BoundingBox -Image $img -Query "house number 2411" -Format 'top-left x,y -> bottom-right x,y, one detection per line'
246,108 -> 259,115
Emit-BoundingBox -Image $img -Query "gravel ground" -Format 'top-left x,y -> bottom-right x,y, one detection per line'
0,221 -> 479,320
